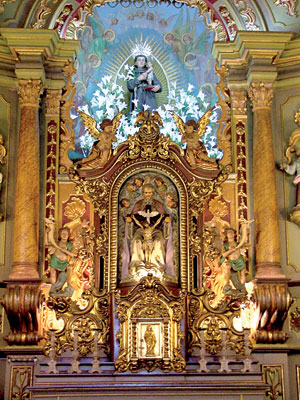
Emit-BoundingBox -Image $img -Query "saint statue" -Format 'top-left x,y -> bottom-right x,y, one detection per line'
144,325 -> 156,357
127,55 -> 162,113
121,183 -> 174,280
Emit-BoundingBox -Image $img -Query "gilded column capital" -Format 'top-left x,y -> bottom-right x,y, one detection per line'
230,89 -> 247,115
18,79 -> 43,108
248,82 -> 273,111
45,89 -> 62,116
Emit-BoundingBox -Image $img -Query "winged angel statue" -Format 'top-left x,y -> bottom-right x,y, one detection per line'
171,110 -> 217,169
76,110 -> 122,169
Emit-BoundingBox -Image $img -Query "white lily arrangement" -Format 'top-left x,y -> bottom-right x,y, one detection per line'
77,75 -> 222,159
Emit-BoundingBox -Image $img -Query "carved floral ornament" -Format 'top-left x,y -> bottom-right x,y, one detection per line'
273,0 -> 298,17
18,79 -> 43,108
248,82 -> 274,110
230,90 -> 247,115
46,89 -> 62,116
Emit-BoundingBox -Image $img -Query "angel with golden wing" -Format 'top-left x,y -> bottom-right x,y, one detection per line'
171,110 -> 216,169
76,110 -> 122,169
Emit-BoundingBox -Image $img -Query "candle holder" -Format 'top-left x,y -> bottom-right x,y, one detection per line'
46,329 -> 58,374
218,329 -> 231,373
69,329 -> 82,374
91,328 -> 102,374
241,328 -> 253,373
197,330 -> 208,373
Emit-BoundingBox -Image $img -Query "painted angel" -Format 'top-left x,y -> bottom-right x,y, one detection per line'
76,110 -> 122,169
171,110 -> 216,169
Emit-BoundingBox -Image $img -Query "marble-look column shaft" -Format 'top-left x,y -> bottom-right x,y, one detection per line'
9,79 -> 43,280
248,82 -> 282,277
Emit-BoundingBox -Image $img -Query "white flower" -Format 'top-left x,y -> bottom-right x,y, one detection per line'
143,104 -> 150,111
95,110 -> 104,120
197,90 -> 205,101
187,83 -> 194,92
132,98 -> 139,109
78,104 -> 89,114
102,75 -> 111,84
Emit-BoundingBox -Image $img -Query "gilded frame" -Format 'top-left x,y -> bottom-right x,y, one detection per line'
109,160 -> 189,292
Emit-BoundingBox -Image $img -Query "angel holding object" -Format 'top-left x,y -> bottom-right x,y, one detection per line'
171,110 -> 217,169
76,110 -> 122,169
45,219 -> 76,297
205,220 -> 253,308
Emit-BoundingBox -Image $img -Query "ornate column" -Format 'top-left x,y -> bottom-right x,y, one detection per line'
0,29 -> 80,346
9,79 -> 43,279
247,82 -> 292,343
247,83 -> 282,276
1,80 -> 44,345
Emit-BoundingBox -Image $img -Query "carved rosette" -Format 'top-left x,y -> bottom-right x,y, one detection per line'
44,289 -> 110,356
248,82 -> 273,110
254,281 -> 292,343
1,283 -> 44,345
115,275 -> 185,373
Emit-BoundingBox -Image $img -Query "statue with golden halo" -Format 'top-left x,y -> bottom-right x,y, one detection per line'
127,43 -> 162,113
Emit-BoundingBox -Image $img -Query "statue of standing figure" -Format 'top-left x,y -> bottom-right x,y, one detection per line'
127,55 -> 162,113
144,325 -> 156,357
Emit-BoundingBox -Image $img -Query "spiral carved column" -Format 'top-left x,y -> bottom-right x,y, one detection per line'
248,82 -> 292,343
2,79 -> 44,345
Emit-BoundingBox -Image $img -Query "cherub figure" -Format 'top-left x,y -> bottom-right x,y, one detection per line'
76,110 -> 122,169
171,110 -> 217,169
